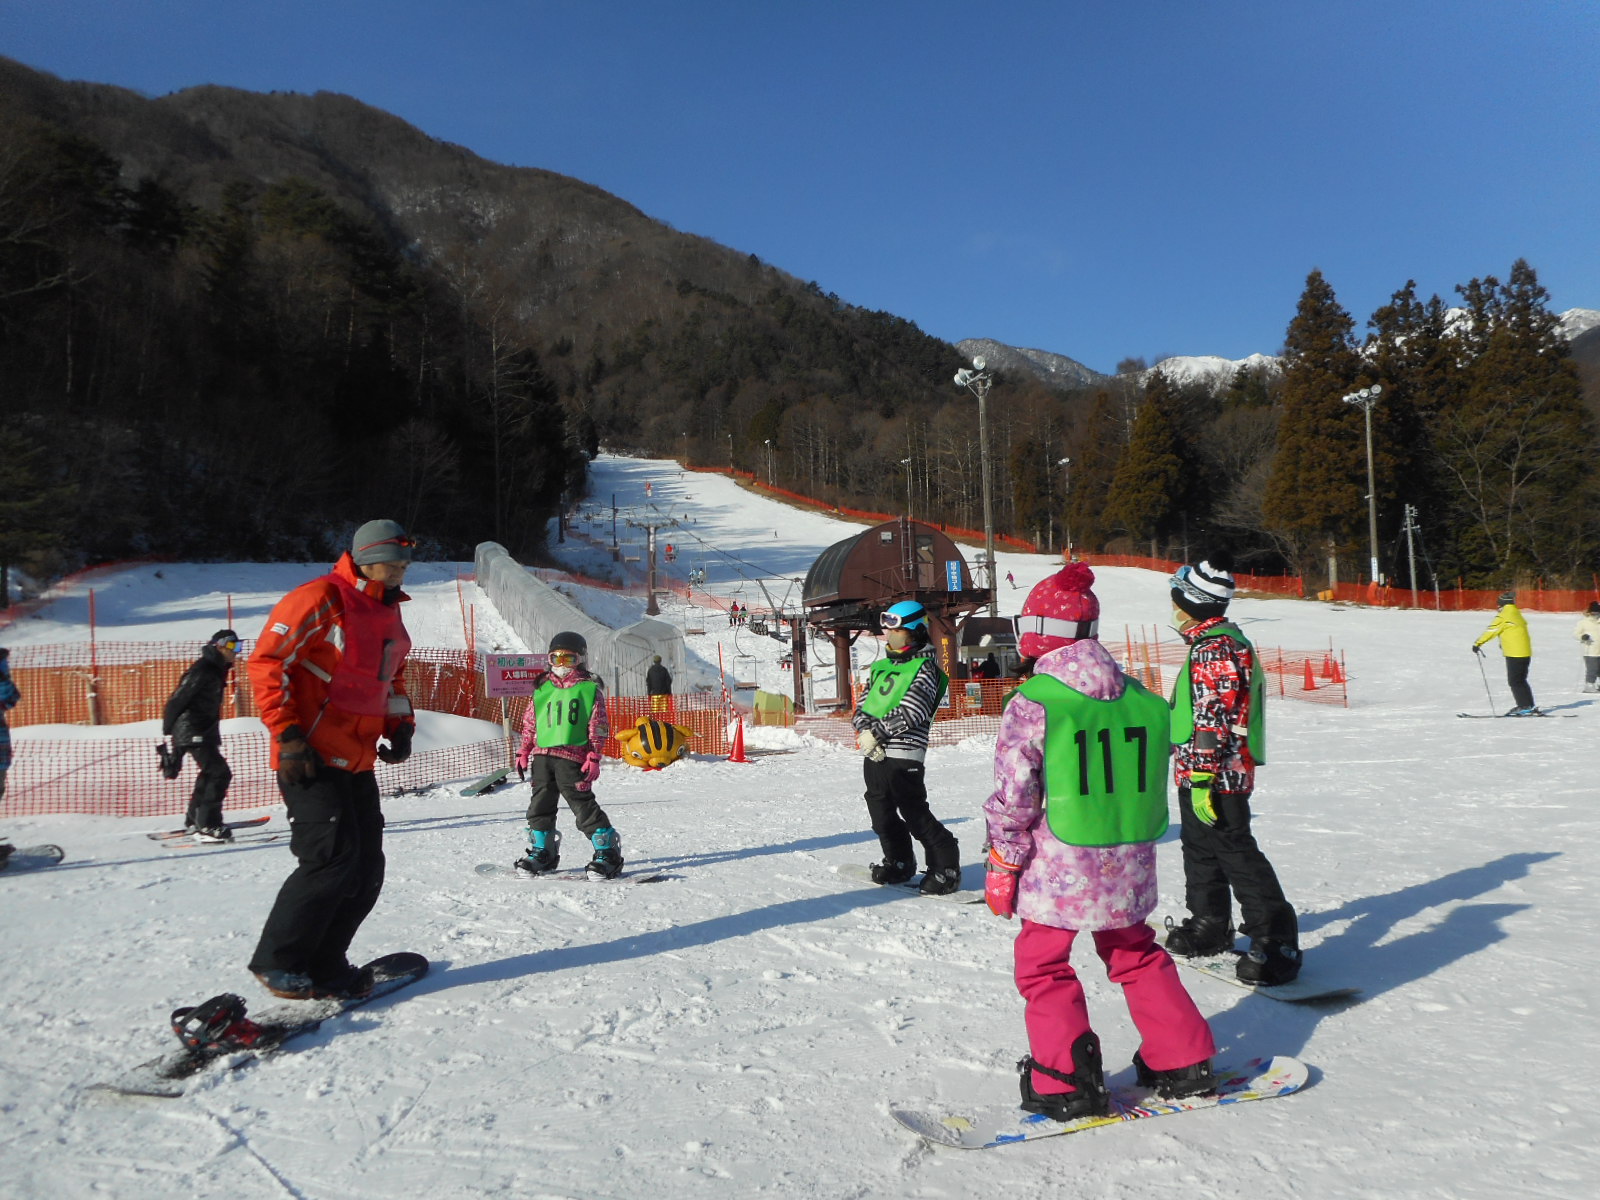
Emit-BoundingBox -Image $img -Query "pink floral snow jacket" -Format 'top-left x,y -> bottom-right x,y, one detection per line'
982,639 -> 1160,932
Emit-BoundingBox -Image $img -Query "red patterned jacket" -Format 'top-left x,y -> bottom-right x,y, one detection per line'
1173,616 -> 1256,794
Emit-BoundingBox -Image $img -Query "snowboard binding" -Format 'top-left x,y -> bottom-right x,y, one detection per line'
171,993 -> 265,1053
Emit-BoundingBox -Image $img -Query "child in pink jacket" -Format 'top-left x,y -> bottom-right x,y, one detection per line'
984,559 -> 1214,1120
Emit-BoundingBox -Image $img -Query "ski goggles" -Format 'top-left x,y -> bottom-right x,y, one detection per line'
1013,615 -> 1098,642
213,636 -> 240,652
879,609 -> 927,631
548,650 -> 580,667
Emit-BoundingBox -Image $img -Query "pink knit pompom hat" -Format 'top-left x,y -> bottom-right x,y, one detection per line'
1016,558 -> 1100,658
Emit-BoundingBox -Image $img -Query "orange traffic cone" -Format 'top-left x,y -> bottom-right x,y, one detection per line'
1321,653 -> 1335,679
727,716 -> 751,763
1303,660 -> 1318,690
1330,658 -> 1345,684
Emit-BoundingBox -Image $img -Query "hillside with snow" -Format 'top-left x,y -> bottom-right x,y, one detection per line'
1,454 -> 1596,1200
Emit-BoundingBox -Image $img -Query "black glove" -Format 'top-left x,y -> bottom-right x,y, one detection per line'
156,740 -> 182,780
378,722 -> 414,765
1471,644 -> 1484,656
276,725 -> 317,789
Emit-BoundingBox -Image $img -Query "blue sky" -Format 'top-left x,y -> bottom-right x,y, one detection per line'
4,0 -> 1596,373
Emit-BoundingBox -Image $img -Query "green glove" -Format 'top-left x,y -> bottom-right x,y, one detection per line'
1188,773 -> 1217,826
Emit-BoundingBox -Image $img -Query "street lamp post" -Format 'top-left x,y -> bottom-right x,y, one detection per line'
763,439 -> 774,485
955,357 -> 997,617
1058,457 -> 1072,558
900,457 -> 913,518
1341,385 -> 1384,585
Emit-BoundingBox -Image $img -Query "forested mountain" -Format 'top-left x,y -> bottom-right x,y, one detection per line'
2,55 -> 1595,597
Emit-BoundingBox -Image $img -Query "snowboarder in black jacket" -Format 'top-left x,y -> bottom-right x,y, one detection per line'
163,630 -> 240,841
646,655 -> 673,715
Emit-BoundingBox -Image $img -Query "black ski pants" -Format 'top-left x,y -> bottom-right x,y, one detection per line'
863,756 -> 959,872
184,739 -> 232,829
524,753 -> 612,840
1504,655 -> 1535,710
1178,787 -> 1297,946
250,766 -> 385,983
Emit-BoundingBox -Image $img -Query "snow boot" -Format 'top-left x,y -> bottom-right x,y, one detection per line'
1236,939 -> 1303,986
1133,1051 -> 1216,1099
1163,913 -> 1235,958
586,827 -> 624,879
919,837 -> 961,895
171,993 -> 265,1053
194,825 -> 234,843
251,968 -> 315,1000
311,961 -> 375,1001
870,859 -> 916,885
1017,1032 -> 1110,1121
516,828 -> 561,874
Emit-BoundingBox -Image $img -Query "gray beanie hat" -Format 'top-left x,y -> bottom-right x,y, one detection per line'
351,519 -> 413,565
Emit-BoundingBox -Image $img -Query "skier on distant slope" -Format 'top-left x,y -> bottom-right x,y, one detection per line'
984,559 -> 1215,1121
1575,601 -> 1600,694
513,631 -> 623,879
851,600 -> 961,895
1473,590 -> 1538,715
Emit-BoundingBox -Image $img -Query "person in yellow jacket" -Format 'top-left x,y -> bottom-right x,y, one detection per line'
1473,590 -> 1537,715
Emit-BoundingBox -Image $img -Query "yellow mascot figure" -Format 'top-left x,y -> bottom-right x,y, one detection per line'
616,717 -> 694,770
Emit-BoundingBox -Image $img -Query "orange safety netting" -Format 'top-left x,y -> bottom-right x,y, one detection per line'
1,643 -> 731,819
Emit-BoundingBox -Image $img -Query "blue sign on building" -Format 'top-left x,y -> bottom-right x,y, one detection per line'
945,560 -> 962,592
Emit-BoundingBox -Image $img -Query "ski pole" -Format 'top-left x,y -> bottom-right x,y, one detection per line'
1474,649 -> 1496,712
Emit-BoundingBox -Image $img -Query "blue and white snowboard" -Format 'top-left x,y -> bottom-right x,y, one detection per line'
892,1055 -> 1308,1149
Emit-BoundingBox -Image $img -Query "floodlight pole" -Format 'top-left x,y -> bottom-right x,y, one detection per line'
1342,385 -> 1383,586
1058,457 -> 1072,558
956,362 -> 998,617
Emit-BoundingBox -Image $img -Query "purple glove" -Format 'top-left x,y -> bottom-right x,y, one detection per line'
985,846 -> 1021,919
576,751 -> 602,791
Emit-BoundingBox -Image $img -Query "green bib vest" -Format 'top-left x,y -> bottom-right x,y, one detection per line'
1168,622 -> 1267,764
860,655 -> 948,719
1017,673 -> 1172,847
534,678 -> 598,748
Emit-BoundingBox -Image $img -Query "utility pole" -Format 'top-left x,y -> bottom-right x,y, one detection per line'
626,515 -> 679,617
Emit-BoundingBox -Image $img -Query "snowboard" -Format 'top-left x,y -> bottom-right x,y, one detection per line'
461,765 -> 514,796
1172,946 -> 1359,1004
160,829 -> 282,849
0,844 -> 65,874
892,1055 -> 1308,1149
146,816 -> 273,841
833,861 -> 985,903
474,861 -> 669,884
89,951 -> 429,1099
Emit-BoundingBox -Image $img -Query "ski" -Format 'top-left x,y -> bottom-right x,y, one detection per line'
89,952 -> 429,1099
832,861 -> 985,904
0,844 -> 65,874
474,861 -> 668,884
1457,711 -> 1574,718
892,1055 -> 1308,1149
146,816 -> 273,841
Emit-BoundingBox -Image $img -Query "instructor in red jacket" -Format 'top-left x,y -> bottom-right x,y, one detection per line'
246,520 -> 416,1000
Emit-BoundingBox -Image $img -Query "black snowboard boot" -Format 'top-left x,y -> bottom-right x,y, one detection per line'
516,828 -> 561,874
1133,1051 -> 1216,1099
919,837 -> 961,895
311,961 -> 375,1001
1163,913 -> 1235,958
1236,939 -> 1302,986
870,859 -> 916,885
586,827 -> 623,879
1017,1032 -> 1110,1121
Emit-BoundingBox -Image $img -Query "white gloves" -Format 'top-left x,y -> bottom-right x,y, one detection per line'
856,729 -> 887,762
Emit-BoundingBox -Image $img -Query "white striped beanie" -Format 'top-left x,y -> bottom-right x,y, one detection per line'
1170,560 -> 1235,618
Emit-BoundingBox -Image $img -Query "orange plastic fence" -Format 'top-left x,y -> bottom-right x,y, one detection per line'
1,643 -> 731,818
1323,581 -> 1599,612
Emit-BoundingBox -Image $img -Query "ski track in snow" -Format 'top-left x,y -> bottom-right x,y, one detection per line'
2,454 -> 1597,1199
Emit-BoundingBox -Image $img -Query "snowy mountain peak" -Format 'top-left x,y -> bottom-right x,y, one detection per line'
954,339 -> 1106,388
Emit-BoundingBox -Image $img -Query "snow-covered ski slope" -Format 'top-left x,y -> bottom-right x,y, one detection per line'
1,453 -> 1594,1199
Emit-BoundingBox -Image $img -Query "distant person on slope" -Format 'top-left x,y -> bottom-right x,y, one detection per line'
246,520 -> 417,1001
852,601 -> 961,895
1163,555 -> 1300,986
1474,590 -> 1537,715
1572,601 -> 1600,693
986,559 -> 1215,1121
646,654 -> 673,715
514,632 -> 623,879
162,629 -> 241,841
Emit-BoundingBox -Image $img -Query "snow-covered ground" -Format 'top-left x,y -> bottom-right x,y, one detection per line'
1,454 -> 1596,1199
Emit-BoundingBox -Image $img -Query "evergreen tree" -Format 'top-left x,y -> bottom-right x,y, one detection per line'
1064,391 -> 1125,553
1262,270 -> 1366,581
1103,371 -> 1184,553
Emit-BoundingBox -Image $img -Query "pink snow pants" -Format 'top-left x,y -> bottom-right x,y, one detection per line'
1014,920 -> 1215,1095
